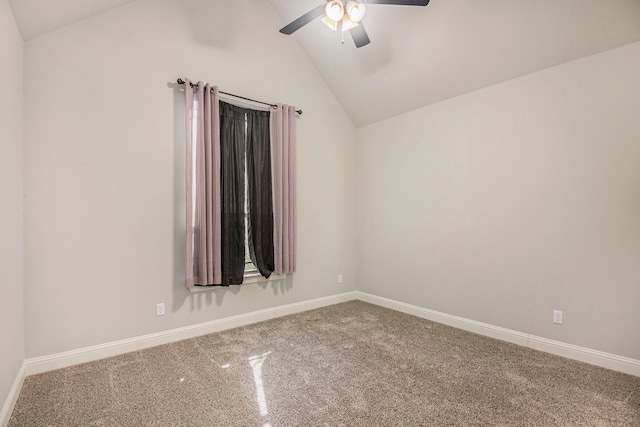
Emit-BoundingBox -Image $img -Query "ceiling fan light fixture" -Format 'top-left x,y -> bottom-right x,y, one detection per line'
280,0 -> 430,48
341,16 -> 359,32
346,1 -> 366,23
321,15 -> 338,32
325,0 -> 345,22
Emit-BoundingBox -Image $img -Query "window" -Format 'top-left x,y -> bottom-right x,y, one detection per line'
189,99 -> 260,280
243,117 -> 258,276
184,80 -> 296,289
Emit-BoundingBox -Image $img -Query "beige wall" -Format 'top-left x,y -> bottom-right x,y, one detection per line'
0,0 -> 25,409
23,0 -> 358,358
16,0 -> 640,366
357,42 -> 640,360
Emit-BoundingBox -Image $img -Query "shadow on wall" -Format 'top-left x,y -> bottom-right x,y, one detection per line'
172,82 -> 187,309
169,82 -> 294,313
262,276 -> 294,296
172,276 -> 293,314
183,0 -> 248,48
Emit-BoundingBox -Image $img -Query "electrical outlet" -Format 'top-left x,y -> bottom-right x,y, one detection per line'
553,310 -> 563,325
338,274 -> 343,284
156,303 -> 165,316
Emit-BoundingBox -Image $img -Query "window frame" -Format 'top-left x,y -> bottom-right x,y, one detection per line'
188,96 -> 281,291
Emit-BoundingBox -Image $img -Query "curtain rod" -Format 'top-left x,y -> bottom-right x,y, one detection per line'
177,78 -> 302,115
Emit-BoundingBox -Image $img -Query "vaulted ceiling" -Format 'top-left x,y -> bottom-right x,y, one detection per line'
9,0 -> 640,126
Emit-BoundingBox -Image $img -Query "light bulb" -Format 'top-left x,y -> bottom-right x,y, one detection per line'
346,1 -> 365,23
325,1 -> 345,22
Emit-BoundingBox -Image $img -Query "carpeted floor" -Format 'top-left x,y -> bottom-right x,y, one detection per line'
9,300 -> 640,426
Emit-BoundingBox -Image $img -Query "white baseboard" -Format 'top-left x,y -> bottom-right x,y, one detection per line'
0,361 -> 25,427
355,292 -> 530,347
527,335 -> 640,377
356,291 -> 640,377
25,291 -> 358,376
22,289 -> 640,379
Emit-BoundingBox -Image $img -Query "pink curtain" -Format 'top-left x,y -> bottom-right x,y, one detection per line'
270,104 -> 297,274
185,80 -> 222,287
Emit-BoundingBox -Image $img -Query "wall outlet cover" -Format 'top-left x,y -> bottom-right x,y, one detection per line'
553,310 -> 563,324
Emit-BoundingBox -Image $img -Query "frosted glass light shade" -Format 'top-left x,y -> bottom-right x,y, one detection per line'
325,1 -> 345,21
346,1 -> 366,23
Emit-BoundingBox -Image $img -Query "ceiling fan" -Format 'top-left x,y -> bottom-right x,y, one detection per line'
279,0 -> 430,48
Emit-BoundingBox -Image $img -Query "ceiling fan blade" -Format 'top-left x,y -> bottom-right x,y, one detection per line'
350,23 -> 370,48
364,0 -> 429,5
279,5 -> 326,35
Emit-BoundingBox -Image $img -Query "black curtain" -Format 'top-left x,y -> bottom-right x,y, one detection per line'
246,109 -> 274,278
219,102 -> 246,285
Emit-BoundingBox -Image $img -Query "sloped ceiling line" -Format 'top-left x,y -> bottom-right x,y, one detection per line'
10,0 -> 640,127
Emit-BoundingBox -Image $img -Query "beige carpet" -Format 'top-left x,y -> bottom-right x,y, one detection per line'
10,300 -> 640,426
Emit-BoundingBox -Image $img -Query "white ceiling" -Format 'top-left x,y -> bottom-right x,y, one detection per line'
270,0 -> 640,126
9,0 -> 640,127
8,0 -> 136,41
